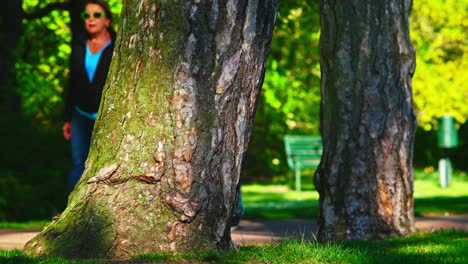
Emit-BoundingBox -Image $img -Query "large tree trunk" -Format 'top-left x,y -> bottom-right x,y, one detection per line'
314,0 -> 416,241
25,0 -> 277,259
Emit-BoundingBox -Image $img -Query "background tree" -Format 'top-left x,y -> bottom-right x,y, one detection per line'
410,0 -> 468,130
0,1 -> 24,112
25,0 -> 278,258
248,0 -> 467,180
410,0 -> 468,171
245,0 -> 321,181
0,0 -> 74,114
314,0 -> 416,241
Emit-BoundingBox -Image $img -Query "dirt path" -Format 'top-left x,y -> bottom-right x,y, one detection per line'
1,216 -> 466,250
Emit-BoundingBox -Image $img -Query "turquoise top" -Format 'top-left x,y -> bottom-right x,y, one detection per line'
80,40 -> 112,120
85,40 -> 112,82
75,106 -> 98,120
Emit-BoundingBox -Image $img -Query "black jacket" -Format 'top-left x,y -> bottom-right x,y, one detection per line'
63,31 -> 116,121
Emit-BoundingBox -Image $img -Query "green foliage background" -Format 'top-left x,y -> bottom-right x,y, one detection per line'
16,0 -> 123,126
245,0 -> 468,180
16,7 -> 69,125
411,0 -> 468,130
244,1 -> 321,181
11,0 -> 468,182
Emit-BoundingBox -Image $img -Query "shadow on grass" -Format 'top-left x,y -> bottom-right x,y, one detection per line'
0,250 -> 30,264
414,196 -> 468,216
30,205 -> 116,259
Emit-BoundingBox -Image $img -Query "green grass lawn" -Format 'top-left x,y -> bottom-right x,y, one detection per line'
1,165 -> 466,263
242,169 -> 468,220
0,221 -> 49,230
140,230 -> 467,264
1,229 -> 466,263
1,169 -> 466,229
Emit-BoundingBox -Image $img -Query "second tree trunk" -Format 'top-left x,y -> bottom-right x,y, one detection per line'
314,0 -> 416,241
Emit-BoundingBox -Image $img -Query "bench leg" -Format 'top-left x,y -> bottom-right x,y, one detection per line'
295,166 -> 301,191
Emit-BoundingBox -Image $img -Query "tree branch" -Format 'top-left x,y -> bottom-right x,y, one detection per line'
22,2 -> 71,20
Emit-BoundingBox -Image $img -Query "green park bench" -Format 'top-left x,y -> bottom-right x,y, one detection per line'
283,135 -> 323,191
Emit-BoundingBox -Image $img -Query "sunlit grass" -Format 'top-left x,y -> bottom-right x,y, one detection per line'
139,231 -> 463,264
414,169 -> 468,198
0,221 -> 48,230
243,184 -> 319,219
1,230 -> 466,263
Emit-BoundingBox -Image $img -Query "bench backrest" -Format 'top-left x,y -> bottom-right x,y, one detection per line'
283,135 -> 323,169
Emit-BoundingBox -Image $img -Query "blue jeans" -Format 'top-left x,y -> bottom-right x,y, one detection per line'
232,187 -> 244,226
68,111 -> 95,194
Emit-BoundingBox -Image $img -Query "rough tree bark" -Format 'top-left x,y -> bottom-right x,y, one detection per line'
314,0 -> 416,241
25,0 -> 277,259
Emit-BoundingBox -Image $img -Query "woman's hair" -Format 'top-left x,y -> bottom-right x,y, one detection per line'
84,0 -> 113,24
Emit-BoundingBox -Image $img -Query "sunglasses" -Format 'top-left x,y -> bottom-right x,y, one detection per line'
81,12 -> 105,20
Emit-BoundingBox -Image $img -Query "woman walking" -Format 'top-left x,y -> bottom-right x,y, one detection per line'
62,0 -> 115,194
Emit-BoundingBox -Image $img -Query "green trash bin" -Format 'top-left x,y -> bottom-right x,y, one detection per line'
437,115 -> 458,188
438,115 -> 458,148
